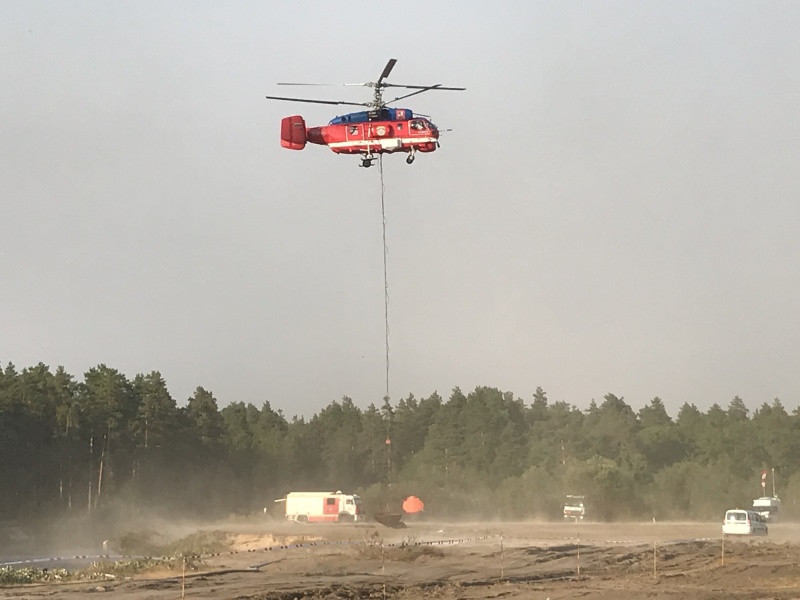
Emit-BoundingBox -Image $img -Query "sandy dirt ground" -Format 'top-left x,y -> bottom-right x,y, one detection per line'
4,520 -> 800,599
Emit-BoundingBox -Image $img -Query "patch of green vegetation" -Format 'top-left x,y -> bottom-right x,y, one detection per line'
83,554 -> 204,578
0,555 -> 209,586
115,529 -> 229,558
166,530 -> 229,556
0,530 -> 226,586
0,566 -> 71,584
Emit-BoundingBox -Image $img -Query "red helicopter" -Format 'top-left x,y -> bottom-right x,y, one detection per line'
266,59 -> 465,168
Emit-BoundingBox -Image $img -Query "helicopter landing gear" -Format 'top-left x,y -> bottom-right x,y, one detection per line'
360,153 -> 375,168
405,150 -> 416,165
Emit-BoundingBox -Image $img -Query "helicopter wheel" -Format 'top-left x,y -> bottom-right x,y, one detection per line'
405,153 -> 415,165
360,158 -> 373,168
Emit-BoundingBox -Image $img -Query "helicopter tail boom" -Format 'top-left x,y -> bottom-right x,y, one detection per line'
280,115 -> 307,150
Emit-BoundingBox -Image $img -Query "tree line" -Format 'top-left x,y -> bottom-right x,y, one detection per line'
2,361 -> 799,523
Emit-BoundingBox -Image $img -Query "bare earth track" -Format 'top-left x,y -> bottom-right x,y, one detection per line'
4,521 -> 800,599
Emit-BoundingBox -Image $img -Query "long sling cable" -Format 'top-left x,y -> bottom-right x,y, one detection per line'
379,154 -> 390,399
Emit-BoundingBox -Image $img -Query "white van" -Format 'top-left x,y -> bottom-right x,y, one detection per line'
722,509 -> 768,536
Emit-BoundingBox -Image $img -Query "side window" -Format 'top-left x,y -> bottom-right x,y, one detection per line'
346,499 -> 353,505
326,498 -> 335,506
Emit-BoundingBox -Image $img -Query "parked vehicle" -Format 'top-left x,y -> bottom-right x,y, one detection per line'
752,496 -> 781,522
563,495 -> 586,521
722,509 -> 768,536
276,491 -> 363,523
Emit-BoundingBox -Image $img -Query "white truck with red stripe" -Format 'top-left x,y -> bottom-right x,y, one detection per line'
279,491 -> 362,523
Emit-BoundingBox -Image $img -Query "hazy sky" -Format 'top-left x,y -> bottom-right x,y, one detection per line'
2,1 -> 800,417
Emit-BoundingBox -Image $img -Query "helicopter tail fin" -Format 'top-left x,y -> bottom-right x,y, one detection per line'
280,116 -> 307,150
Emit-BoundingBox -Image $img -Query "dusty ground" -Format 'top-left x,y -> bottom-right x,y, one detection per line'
4,521 -> 800,599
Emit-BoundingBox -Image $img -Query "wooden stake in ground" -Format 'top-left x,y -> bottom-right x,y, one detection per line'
653,541 -> 657,578
500,532 -> 504,580
381,540 -> 386,600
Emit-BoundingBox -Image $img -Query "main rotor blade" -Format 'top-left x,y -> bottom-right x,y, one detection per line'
386,84 -> 443,104
382,83 -> 466,91
265,95 -> 368,107
276,82 -> 369,87
378,58 -> 397,84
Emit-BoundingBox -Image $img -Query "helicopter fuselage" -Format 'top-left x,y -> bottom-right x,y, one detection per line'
281,109 -> 439,157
